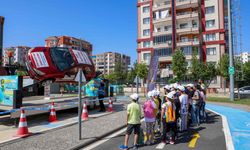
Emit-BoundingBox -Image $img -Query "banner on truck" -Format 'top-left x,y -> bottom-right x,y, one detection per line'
0,76 -> 18,106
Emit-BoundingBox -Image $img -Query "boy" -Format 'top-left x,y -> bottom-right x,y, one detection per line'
120,93 -> 141,150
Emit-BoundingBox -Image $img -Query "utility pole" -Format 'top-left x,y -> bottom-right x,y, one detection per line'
228,0 -> 235,101
0,16 -> 4,62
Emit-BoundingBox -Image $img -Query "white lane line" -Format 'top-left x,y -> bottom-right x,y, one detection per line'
84,119 -> 144,150
206,108 -> 235,150
156,142 -> 165,149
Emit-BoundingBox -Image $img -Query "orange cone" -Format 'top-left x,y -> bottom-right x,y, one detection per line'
49,102 -> 57,122
14,108 -> 31,137
107,98 -> 113,112
81,101 -> 88,121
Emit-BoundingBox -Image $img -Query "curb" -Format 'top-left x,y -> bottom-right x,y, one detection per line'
69,124 -> 127,150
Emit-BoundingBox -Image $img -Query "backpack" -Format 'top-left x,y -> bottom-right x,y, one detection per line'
165,102 -> 176,123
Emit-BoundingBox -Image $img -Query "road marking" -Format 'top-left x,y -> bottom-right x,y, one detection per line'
206,108 -> 235,150
188,133 -> 200,148
84,119 -> 144,150
156,142 -> 165,149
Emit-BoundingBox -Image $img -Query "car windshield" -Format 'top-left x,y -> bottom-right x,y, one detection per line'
50,47 -> 74,71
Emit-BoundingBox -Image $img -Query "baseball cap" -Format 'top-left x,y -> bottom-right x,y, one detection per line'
130,93 -> 139,101
177,85 -> 185,92
167,91 -> 176,99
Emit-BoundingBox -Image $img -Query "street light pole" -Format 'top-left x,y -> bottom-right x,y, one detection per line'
228,0 -> 234,101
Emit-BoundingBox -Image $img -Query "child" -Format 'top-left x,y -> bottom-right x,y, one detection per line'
161,91 -> 177,145
120,93 -> 141,150
143,91 -> 157,145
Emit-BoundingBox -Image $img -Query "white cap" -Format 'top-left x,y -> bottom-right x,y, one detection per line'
152,90 -> 158,96
164,85 -> 170,90
130,93 -> 139,101
147,91 -> 153,97
187,84 -> 194,87
173,83 -> 179,89
178,85 -> 185,92
167,91 -> 176,99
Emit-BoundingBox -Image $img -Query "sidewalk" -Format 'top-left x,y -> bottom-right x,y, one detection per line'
0,104 -> 127,150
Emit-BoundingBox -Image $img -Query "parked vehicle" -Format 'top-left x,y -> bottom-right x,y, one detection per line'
26,47 -> 95,85
234,86 -> 250,98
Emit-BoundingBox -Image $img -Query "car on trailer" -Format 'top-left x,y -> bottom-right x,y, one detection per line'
26,47 -> 95,85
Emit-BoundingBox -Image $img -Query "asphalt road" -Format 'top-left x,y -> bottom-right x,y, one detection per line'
87,111 -> 226,150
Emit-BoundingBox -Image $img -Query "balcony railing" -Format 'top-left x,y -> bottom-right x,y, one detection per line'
153,1 -> 171,10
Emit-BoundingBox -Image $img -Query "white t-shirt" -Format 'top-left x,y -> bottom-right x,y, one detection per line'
179,94 -> 188,114
200,91 -> 206,102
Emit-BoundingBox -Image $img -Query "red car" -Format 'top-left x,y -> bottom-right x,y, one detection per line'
26,47 -> 96,85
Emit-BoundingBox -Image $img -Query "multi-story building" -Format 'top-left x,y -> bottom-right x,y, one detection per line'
235,52 -> 250,64
137,0 -> 228,88
3,46 -> 31,67
45,36 -> 93,56
92,52 -> 131,75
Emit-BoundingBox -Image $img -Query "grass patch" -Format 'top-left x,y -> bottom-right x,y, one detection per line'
207,97 -> 250,106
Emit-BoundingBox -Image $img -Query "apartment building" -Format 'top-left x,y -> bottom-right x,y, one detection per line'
137,0 -> 228,88
92,52 -> 131,75
235,52 -> 250,64
45,36 -> 93,56
3,46 -> 31,67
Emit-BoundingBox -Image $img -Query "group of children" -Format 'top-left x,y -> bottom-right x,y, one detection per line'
120,82 -> 207,150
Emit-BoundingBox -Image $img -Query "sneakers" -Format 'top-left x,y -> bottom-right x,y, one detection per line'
170,141 -> 175,145
133,144 -> 138,149
119,145 -> 128,150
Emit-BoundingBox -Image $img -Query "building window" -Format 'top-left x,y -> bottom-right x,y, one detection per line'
206,20 -> 215,28
205,34 -> 216,41
180,23 -> 189,29
143,6 -> 150,13
180,46 -> 193,55
153,35 -> 172,45
206,47 -> 216,55
143,41 -> 151,48
155,48 -> 172,56
143,53 -> 151,61
164,25 -> 172,31
143,29 -> 150,36
205,6 -> 215,14
143,18 -> 150,24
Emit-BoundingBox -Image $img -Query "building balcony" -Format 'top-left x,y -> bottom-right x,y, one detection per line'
176,0 -> 198,9
176,27 -> 199,34
159,56 -> 172,62
153,16 -> 172,24
177,40 -> 199,47
176,12 -> 198,20
153,1 -> 171,11
153,30 -> 172,36
153,43 -> 172,49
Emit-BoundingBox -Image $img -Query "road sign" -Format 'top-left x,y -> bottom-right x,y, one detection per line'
75,70 -> 86,82
228,67 -> 235,75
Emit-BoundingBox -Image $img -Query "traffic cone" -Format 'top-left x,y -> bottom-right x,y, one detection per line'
49,102 -> 57,122
82,101 -> 88,121
14,108 -> 31,137
107,98 -> 113,112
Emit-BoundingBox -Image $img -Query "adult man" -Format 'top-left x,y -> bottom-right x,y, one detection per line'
120,93 -> 141,150
178,86 -> 189,131
191,85 -> 201,126
98,79 -> 106,112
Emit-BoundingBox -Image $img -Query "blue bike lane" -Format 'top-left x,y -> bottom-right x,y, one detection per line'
206,103 -> 250,150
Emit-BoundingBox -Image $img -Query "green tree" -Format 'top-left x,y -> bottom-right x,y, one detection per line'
113,61 -> 127,84
218,54 -> 229,80
135,63 -> 148,80
199,63 -> 218,87
126,68 -> 136,85
172,49 -> 187,81
243,62 -> 250,84
190,48 -> 200,80
104,73 -> 116,84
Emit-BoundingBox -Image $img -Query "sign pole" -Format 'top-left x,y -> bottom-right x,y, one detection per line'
228,0 -> 235,101
136,76 -> 139,94
78,68 -> 83,140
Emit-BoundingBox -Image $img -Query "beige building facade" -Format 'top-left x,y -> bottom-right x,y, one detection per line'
92,52 -> 130,75
137,0 -> 228,88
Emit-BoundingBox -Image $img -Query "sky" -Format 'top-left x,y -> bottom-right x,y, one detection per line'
0,0 -> 249,63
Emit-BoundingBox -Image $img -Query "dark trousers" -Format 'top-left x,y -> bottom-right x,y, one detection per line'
98,95 -> 105,111
162,119 -> 167,141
